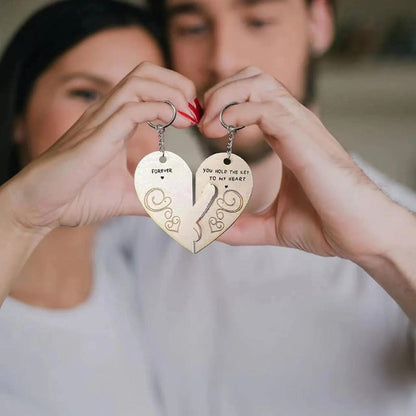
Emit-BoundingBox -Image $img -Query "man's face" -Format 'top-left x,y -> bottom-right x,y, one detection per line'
167,0 -> 333,159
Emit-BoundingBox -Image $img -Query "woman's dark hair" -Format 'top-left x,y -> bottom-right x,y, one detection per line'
0,0 -> 161,185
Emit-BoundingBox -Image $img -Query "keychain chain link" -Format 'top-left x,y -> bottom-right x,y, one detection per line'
226,127 -> 235,160
158,126 -> 166,157
220,102 -> 245,161
146,101 -> 176,161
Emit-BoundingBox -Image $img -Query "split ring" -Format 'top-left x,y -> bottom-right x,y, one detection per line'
220,102 -> 245,132
147,100 -> 177,130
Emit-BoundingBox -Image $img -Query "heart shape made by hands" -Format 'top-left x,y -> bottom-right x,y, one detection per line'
134,151 -> 253,253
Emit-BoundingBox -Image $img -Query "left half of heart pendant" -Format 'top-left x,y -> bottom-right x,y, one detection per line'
134,151 -> 217,253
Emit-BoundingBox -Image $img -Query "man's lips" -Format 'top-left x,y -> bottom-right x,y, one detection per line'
178,98 -> 204,124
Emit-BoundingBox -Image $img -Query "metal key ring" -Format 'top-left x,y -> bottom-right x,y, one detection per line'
220,102 -> 245,132
147,100 -> 177,130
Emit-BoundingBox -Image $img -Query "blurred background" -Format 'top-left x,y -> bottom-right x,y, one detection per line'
1,0 -> 415,189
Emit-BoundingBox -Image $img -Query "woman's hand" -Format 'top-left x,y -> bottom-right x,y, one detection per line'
199,66 -> 413,263
5,62 -> 196,233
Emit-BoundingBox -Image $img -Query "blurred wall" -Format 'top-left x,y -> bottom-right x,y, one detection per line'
337,0 -> 416,20
0,0 -> 48,51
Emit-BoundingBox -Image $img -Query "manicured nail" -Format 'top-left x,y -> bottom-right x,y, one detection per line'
178,110 -> 197,124
194,98 -> 204,122
188,98 -> 204,124
188,101 -> 197,114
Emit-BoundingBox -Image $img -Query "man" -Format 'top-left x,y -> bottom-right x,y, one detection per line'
136,0 -> 416,414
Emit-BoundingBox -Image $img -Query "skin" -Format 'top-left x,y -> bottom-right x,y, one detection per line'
167,0 -> 333,156
165,0 -> 416,320
166,0 -> 334,210
0,4 -> 415,323
15,27 -> 164,174
9,27 -> 166,308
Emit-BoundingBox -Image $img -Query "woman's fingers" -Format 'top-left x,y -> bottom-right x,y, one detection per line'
90,77 -> 195,129
93,61 -> 198,127
11,63 -> 202,229
74,101 -> 179,171
57,63 -> 199,152
130,61 -> 197,102
117,174 -> 146,217
44,101 -> 177,195
20,101 -> 169,226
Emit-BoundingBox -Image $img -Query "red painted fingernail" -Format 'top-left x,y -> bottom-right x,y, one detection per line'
188,102 -> 197,115
188,99 -> 204,124
178,110 -> 197,124
194,98 -> 204,123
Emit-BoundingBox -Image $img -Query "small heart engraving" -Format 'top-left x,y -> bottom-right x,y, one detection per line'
209,217 -> 224,233
165,216 -> 180,232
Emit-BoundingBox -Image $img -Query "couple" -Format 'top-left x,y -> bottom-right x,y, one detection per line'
1,0 -> 416,415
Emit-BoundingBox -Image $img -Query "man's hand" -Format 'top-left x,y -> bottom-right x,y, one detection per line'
199,66 -> 416,320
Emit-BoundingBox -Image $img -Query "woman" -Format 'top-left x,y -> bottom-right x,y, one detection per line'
2,1 -> 416,415
0,1 -> 196,414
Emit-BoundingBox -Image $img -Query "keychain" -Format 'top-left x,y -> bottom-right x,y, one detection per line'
134,101 -> 253,253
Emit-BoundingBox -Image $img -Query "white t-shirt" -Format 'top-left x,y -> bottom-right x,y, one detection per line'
1,159 -> 416,415
0,225 -> 160,416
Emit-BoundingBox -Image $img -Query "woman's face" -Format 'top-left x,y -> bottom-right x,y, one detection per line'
15,27 -> 163,173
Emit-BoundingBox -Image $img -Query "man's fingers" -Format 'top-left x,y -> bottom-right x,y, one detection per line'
201,73 -> 290,127
201,99 -> 344,164
202,66 -> 263,104
200,101 -> 288,139
200,100 -> 363,209
217,210 -> 277,246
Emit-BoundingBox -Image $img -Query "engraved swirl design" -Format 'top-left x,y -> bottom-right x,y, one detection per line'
209,190 -> 243,233
144,188 -> 181,233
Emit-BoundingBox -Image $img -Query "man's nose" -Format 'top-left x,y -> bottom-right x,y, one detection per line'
208,22 -> 248,81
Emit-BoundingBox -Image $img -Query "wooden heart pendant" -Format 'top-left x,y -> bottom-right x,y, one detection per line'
134,151 -> 253,253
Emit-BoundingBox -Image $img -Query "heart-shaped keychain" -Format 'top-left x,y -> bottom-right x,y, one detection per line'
134,101 -> 253,253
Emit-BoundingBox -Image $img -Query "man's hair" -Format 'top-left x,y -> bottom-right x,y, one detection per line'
0,0 -> 160,185
150,0 -> 336,64
151,0 -> 336,15
150,0 -> 336,106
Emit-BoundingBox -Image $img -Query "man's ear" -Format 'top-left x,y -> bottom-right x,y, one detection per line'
13,117 -> 26,144
308,0 -> 335,57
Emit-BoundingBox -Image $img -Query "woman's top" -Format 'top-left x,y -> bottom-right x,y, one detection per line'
0,220 -> 160,416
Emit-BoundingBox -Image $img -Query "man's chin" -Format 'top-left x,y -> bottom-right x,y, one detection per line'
195,125 -> 274,164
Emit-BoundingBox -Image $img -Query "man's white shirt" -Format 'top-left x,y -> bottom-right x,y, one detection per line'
1,158 -> 416,415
